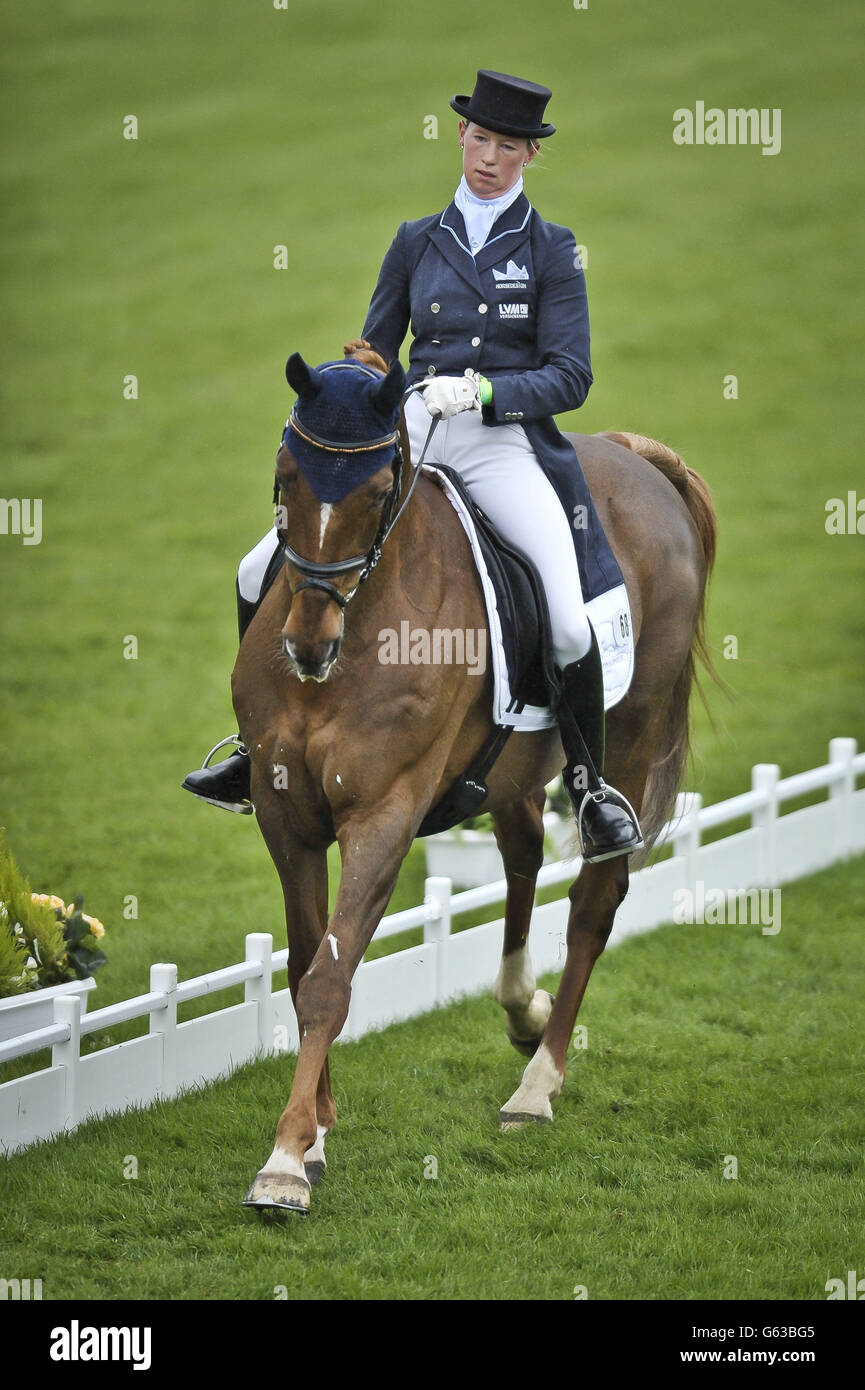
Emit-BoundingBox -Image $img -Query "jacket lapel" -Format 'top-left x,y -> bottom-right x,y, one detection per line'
473,193 -> 533,276
425,203 -> 483,295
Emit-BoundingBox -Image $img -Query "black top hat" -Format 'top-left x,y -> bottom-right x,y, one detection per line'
450,69 -> 556,139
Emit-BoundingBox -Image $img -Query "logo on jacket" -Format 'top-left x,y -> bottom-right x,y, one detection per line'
499,302 -> 529,319
493,260 -> 529,281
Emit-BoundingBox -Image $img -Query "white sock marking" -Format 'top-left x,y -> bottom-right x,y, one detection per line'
261,1145 -> 307,1180
493,946 -> 536,1010
304,1125 -> 328,1166
502,1043 -> 564,1120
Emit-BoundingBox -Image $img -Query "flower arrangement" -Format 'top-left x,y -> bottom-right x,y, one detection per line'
0,832 -> 107,998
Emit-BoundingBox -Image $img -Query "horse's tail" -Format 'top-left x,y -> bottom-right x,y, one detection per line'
598,429 -> 724,856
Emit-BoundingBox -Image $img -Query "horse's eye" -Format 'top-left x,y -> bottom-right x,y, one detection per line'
371,492 -> 389,510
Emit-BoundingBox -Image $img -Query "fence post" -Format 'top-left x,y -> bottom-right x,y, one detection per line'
828,738 -> 857,860
244,933 -> 274,1056
52,994 -> 81,1133
752,764 -> 780,888
424,876 -> 452,1006
672,791 -> 702,894
149,963 -> 178,1099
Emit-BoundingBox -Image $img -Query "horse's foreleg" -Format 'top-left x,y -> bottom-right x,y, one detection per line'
249,802 -> 415,1213
491,792 -> 553,1055
243,789 -> 334,1212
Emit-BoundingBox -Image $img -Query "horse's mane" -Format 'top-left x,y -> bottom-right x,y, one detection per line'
343,341 -> 389,375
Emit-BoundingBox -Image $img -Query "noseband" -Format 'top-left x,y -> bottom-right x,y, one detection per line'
274,372 -> 434,609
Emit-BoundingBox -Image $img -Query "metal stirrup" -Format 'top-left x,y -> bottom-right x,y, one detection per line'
201,734 -> 248,769
576,786 -> 643,861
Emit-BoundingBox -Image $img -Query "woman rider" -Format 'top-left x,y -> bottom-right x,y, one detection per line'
183,69 -> 642,863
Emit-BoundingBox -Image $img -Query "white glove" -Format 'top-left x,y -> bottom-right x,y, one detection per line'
422,370 -> 483,419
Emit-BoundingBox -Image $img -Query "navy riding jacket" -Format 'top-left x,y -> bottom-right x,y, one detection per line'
361,193 -> 621,600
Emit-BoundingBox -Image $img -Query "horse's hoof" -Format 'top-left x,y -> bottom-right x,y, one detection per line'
242,1171 -> 311,1215
498,1108 -> 554,1131
304,1160 -> 326,1186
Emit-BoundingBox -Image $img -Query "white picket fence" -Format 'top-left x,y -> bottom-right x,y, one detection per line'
1,737 -> 863,1158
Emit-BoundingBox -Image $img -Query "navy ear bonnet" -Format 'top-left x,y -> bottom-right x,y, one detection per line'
282,354 -> 406,503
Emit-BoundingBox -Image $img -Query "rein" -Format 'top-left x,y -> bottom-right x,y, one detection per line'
274,379 -> 437,610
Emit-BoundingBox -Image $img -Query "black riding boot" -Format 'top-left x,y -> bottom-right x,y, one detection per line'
553,631 -> 643,863
180,587 -> 256,813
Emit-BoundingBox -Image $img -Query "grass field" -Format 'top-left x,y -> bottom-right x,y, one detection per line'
2,854 -> 863,1301
1,0 -> 864,1300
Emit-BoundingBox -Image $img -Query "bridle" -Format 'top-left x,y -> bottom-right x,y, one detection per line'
274,367 -> 436,610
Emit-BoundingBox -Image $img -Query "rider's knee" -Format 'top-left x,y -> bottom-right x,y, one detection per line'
237,531 -> 278,603
551,610 -> 593,669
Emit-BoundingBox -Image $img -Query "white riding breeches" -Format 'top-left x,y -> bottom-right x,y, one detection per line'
403,391 -> 592,668
237,392 -> 592,670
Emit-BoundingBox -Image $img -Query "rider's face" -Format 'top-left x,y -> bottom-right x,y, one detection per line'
459,121 -> 536,198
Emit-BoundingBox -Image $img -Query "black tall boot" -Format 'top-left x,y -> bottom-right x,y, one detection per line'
553,630 -> 643,863
180,585 -> 256,813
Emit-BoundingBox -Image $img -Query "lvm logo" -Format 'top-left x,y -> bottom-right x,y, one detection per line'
50,1321 -> 152,1370
672,881 -> 781,935
499,302 -> 529,318
1,497 -> 42,545
0,1277 -> 42,1300
673,102 -> 782,156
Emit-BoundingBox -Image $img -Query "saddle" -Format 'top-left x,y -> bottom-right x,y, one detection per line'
415,466 -> 557,838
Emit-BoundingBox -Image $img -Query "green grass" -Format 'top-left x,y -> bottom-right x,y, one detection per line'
1,855 -> 863,1300
1,0 -> 863,1018
0,0 -> 863,1297
1,0 -> 864,1019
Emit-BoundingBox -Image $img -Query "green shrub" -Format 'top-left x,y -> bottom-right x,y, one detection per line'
0,831 -> 107,996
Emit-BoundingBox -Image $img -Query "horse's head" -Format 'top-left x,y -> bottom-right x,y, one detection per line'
275,349 -> 407,682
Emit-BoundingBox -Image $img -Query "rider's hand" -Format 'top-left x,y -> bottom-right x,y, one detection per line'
422,370 -> 484,419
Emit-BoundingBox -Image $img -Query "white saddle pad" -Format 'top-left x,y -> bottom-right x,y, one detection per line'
428,466 -> 635,732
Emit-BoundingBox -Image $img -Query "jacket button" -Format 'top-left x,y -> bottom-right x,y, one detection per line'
478,303 -> 488,314
427,365 -> 436,375
430,303 -> 440,313
471,336 -> 481,347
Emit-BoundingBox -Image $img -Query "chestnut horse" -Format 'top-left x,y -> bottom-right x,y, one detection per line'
235,346 -> 717,1214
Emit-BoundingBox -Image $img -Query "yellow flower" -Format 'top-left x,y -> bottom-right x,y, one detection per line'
31,892 -> 67,912
83,914 -> 105,938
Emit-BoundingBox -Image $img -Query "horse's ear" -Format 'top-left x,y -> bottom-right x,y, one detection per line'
285,353 -> 322,400
369,358 -> 406,417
